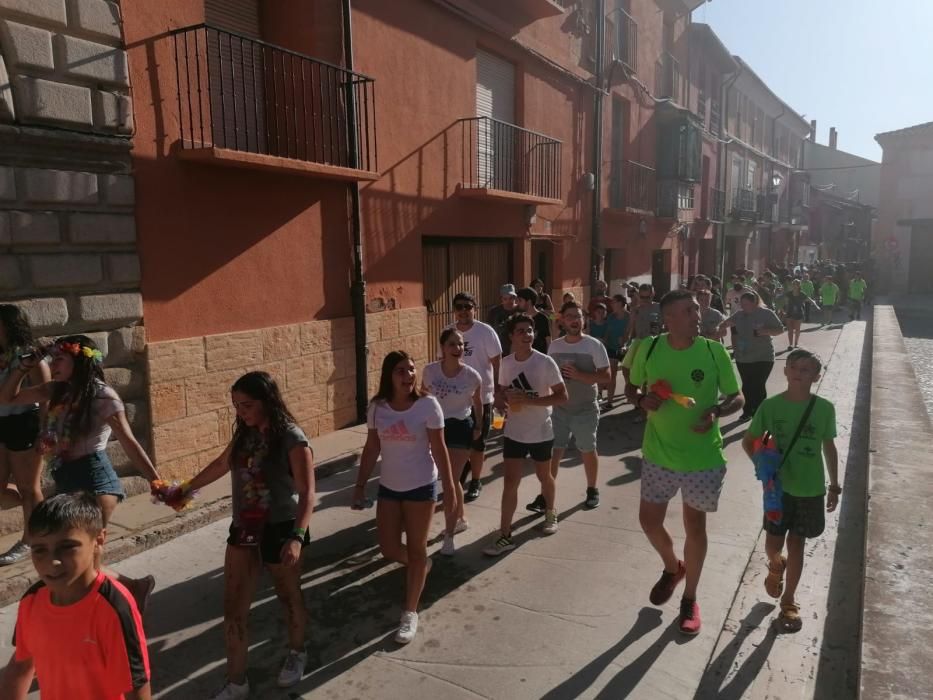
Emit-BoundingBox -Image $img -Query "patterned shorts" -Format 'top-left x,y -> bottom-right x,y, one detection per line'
764,493 -> 825,539
640,460 -> 726,513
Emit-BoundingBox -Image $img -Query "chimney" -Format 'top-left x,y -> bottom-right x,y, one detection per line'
809,120 -> 817,142
829,127 -> 838,150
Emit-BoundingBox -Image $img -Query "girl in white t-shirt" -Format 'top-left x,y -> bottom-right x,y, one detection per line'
353,350 -> 455,644
1,335 -> 164,609
420,329 -> 482,556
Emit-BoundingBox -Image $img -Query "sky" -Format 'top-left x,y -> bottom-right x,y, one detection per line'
694,0 -> 933,161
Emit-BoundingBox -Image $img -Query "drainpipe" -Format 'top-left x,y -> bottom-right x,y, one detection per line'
768,105 -> 786,265
717,63 -> 742,281
342,0 -> 369,423
590,0 -> 606,290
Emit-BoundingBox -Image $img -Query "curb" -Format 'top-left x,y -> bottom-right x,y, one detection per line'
0,450 -> 363,608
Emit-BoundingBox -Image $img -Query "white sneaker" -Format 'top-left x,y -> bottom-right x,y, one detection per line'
395,611 -> 419,644
453,518 -> 469,534
0,541 -> 29,567
541,510 -> 559,535
276,649 -> 307,688
210,680 -> 250,700
440,534 -> 456,556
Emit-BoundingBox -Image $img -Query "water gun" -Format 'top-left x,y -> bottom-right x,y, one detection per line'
752,432 -> 783,523
649,380 -> 696,408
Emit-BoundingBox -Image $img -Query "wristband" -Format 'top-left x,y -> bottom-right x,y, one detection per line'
827,485 -> 842,495
712,404 -> 722,417
289,527 -> 307,542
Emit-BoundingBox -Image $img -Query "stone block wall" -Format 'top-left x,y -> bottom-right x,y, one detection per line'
0,0 -> 131,133
146,308 -> 429,480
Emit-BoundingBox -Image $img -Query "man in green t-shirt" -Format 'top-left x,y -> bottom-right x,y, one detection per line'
818,276 -> 840,326
626,290 -> 744,636
848,271 -> 868,321
742,349 -> 839,634
799,274 -> 815,323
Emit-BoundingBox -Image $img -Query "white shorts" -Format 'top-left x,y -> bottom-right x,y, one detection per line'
640,460 -> 726,513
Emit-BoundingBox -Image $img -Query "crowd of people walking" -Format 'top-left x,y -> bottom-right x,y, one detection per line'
0,261 -> 859,696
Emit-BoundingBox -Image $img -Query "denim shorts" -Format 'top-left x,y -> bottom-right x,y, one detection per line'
378,481 -> 438,502
552,406 -> 599,452
52,451 -> 125,500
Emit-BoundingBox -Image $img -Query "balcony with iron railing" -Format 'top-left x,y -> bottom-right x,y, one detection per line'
607,7 -> 637,72
709,187 -> 726,222
655,52 -> 683,104
458,116 -> 562,205
731,188 -> 758,221
608,160 -> 656,214
657,181 -> 695,220
170,24 -> 378,181
757,193 -> 775,223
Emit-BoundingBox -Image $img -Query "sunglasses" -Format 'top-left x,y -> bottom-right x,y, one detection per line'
454,303 -> 474,311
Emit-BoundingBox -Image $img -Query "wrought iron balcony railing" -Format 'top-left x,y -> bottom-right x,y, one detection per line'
607,8 -> 637,72
731,188 -> 758,221
757,193 -> 775,223
710,187 -> 726,222
608,160 -> 656,212
171,24 -> 377,173
459,116 -> 562,202
656,52 -> 683,104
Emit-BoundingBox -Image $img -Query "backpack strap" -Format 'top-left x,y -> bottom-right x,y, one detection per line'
779,396 -> 817,468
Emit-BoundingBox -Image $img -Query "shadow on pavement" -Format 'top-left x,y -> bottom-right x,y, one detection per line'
539,607 -> 663,699
692,601 -> 776,699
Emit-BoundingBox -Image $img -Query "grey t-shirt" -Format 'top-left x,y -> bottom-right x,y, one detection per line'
700,307 -> 725,338
633,303 -> 663,339
230,423 -> 311,526
729,307 -> 784,363
547,335 -> 610,412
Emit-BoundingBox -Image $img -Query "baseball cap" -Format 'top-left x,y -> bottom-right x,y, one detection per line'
500,284 -> 517,297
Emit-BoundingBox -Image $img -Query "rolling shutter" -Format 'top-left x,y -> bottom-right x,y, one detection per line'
205,0 -> 261,37
475,50 -> 516,190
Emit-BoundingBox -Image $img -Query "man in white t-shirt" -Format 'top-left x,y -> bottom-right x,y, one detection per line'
484,314 -> 567,557
448,292 -> 502,502
535,302 -> 610,511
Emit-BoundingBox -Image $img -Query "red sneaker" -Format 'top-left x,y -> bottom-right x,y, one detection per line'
678,598 -> 701,636
649,560 -> 686,606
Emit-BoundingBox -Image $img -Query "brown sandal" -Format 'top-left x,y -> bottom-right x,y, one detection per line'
777,601 -> 803,633
764,556 -> 786,598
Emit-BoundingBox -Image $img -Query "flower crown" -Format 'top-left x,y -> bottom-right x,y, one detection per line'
55,341 -> 104,364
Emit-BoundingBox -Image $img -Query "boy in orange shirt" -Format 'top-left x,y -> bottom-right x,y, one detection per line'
0,492 -> 150,699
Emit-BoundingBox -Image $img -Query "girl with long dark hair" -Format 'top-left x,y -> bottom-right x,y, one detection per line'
353,350 -> 456,644
177,371 -> 315,699
0,305 -> 50,565
420,329 -> 482,555
0,334 -> 163,609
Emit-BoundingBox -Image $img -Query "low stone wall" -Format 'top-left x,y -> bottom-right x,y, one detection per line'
861,305 -> 933,699
146,308 -> 428,480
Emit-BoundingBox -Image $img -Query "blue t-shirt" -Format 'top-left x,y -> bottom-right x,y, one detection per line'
588,320 -> 608,343
605,315 -> 629,352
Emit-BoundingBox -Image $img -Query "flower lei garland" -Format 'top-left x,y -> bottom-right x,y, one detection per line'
38,400 -> 78,469
151,479 -> 197,511
239,433 -> 272,516
55,341 -> 103,364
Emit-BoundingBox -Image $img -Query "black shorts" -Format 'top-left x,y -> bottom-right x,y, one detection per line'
0,410 -> 40,452
227,519 -> 311,564
764,493 -> 825,539
470,403 -> 492,451
503,437 -> 554,462
444,417 -> 474,451
607,348 -> 624,361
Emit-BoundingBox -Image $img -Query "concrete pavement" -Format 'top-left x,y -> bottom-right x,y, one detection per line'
0,320 -> 868,699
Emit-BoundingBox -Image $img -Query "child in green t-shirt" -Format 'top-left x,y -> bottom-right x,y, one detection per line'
819,277 -> 840,325
741,349 -> 840,633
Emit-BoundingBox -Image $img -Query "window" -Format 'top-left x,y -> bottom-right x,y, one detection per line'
677,184 -> 695,210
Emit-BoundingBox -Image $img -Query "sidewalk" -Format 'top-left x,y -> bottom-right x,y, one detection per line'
0,423 -> 369,606
0,320 -> 870,699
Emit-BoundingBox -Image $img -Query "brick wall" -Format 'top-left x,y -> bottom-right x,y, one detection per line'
0,0 -> 145,491
147,309 -> 429,480
0,0 -> 132,133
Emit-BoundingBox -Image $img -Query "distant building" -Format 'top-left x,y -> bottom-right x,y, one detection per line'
802,127 -> 879,265
875,121 -> 933,294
